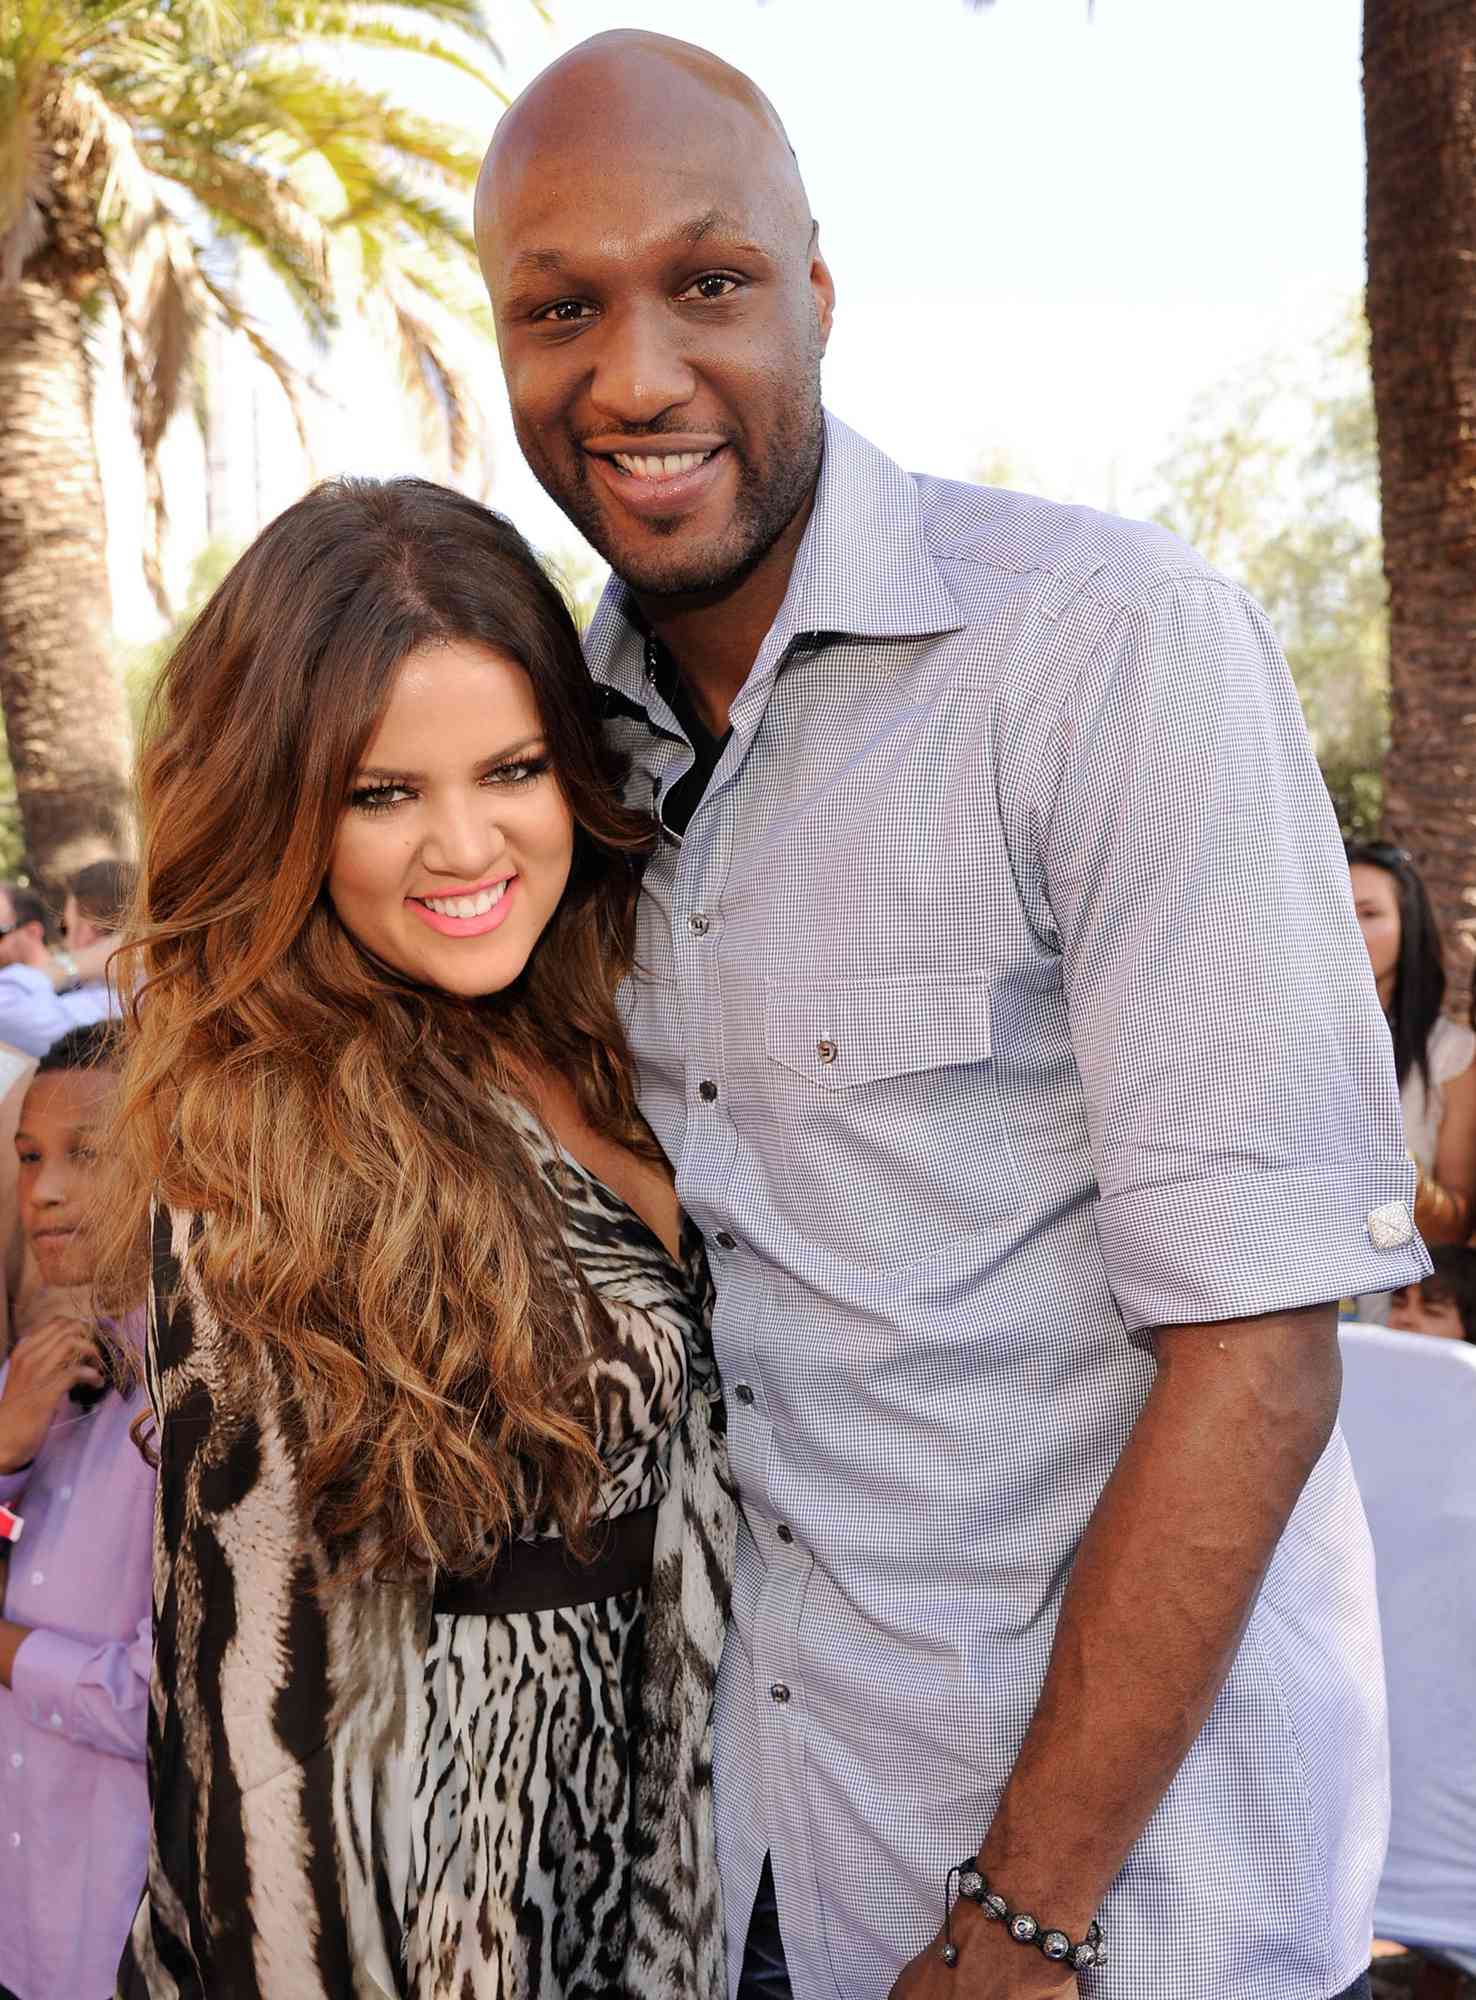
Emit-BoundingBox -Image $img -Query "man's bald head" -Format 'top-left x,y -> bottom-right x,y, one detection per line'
476,31 -> 812,262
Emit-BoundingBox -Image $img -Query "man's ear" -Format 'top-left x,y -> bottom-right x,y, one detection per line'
809,224 -> 836,354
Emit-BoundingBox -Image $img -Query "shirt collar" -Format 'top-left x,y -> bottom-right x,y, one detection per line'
583,410 -> 964,710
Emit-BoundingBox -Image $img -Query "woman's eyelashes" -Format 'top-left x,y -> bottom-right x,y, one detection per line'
348,780 -> 413,815
348,755 -> 553,816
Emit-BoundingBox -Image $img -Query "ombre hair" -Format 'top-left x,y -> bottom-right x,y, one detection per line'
99,477 -> 655,1579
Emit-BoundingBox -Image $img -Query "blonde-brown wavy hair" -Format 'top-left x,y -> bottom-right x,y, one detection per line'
98,476 -> 657,1580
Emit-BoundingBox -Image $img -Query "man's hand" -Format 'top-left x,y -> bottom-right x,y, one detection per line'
0,926 -> 49,972
888,1906 -> 1076,2000
64,934 -> 116,989
0,1317 -> 103,1471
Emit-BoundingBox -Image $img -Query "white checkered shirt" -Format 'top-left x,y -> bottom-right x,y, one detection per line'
586,414 -> 1426,2000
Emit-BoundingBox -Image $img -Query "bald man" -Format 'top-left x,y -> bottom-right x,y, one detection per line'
477,34 -> 1416,2000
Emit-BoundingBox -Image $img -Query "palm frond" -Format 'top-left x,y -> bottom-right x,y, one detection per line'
280,14 -> 508,101
0,93 -> 47,287
6,0 -> 525,616
276,0 -> 520,63
140,138 -> 334,333
382,278 -> 486,477
191,258 -> 318,460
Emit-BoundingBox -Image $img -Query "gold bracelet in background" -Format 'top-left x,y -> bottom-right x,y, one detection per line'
1413,1168 -> 1472,1246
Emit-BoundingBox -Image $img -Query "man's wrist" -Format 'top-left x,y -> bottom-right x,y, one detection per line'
950,1860 -> 1106,1976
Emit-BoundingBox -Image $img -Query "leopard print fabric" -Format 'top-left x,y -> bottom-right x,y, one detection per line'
117,1119 -> 735,1999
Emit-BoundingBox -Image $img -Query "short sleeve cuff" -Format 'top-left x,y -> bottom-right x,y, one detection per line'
1097,1160 -> 1431,1335
10,1626 -> 86,1738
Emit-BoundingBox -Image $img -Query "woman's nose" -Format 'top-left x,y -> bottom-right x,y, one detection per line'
421,798 -> 509,881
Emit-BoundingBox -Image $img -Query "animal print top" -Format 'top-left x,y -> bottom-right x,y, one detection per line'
116,1118 -> 735,2000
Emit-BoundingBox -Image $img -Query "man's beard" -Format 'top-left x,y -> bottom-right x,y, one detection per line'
522,383 -> 824,602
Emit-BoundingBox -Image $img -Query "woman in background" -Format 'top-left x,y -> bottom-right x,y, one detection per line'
1346,839 -> 1475,1245
105,478 -> 732,2000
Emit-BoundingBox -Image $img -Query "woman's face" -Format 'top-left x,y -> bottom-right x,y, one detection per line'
327,639 -> 576,999
1348,862 -> 1402,1001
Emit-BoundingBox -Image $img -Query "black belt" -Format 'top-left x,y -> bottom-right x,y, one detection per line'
432,1503 -> 658,1618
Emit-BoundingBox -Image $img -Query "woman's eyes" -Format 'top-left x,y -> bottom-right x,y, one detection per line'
348,782 -> 413,815
348,757 -> 551,815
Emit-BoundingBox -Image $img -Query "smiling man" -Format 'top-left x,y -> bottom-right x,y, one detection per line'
476,33 -> 1426,2000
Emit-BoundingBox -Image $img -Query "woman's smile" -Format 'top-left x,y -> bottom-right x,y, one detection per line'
409,874 -> 519,937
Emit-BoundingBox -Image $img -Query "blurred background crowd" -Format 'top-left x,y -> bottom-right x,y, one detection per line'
0,0 -> 1473,1997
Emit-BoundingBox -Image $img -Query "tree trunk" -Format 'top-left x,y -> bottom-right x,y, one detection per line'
0,276 -> 135,899
1365,0 -> 1476,1015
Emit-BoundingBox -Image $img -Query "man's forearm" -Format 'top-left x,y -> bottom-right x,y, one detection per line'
974,1304 -> 1341,1944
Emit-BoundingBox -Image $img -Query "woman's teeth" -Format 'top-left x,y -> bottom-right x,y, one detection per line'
611,450 -> 714,480
420,882 -> 508,919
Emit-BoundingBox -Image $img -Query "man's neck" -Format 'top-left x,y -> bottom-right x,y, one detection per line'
632,485 -> 816,737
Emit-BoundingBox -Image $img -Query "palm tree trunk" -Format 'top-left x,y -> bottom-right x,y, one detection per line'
0,274 -> 134,896
1365,0 -> 1476,1013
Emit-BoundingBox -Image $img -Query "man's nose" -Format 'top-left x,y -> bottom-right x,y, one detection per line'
587,301 -> 697,427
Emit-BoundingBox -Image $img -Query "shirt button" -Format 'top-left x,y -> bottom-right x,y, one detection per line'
29,1570 -> 43,1587
714,1230 -> 738,1251
9,1752 -> 22,1769
776,1524 -> 794,1544
769,1682 -> 792,1705
49,1713 -> 62,1729
9,1831 -> 19,1848
697,1080 -> 718,1103
688,911 -> 711,936
816,1038 -> 838,1064
58,1486 -> 72,1501
734,1384 -> 755,1405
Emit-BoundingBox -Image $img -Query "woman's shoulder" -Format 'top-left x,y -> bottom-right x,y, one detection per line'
1428,1013 -> 1476,1088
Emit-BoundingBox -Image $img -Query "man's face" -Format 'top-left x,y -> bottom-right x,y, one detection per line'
1388,1281 -> 1468,1342
480,111 -> 833,599
16,1067 -> 116,1287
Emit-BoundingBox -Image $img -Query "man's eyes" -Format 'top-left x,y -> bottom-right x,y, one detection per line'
531,272 -> 744,324
677,272 -> 742,302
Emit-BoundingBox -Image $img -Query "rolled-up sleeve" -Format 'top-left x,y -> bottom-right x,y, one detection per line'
0,967 -> 107,1059
10,1611 -> 151,1761
1040,574 -> 1428,1333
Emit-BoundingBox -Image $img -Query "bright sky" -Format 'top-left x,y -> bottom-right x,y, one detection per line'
102,0 -> 1367,636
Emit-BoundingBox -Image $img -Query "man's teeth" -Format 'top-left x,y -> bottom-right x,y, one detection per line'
610,450 -> 714,480
421,882 -> 508,919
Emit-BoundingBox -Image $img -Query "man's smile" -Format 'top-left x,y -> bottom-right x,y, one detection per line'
582,436 -> 734,519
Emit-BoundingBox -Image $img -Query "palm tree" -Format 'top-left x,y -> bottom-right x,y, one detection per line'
1364,0 -> 1476,1014
0,0 -> 519,891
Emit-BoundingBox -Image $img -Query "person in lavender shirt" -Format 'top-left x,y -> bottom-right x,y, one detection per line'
0,1022 -> 152,2000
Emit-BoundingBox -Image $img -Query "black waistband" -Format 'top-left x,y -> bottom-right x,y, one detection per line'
431,1503 -> 658,1618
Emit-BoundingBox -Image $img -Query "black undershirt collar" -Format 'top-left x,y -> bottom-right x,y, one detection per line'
643,631 -> 731,839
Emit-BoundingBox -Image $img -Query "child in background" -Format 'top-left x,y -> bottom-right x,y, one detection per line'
0,1023 -> 152,2000
1387,1245 -> 1476,1346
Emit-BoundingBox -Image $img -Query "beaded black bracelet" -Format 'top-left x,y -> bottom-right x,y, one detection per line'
940,1862 -> 1106,1974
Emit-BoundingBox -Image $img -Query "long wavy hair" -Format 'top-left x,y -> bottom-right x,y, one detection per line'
99,477 -> 656,1580
1345,839 -> 1445,1093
